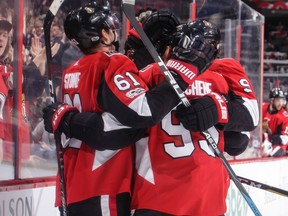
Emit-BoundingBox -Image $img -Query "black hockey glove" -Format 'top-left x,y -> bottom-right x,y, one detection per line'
42,102 -> 79,136
175,93 -> 228,132
224,131 -> 249,156
271,134 -> 288,145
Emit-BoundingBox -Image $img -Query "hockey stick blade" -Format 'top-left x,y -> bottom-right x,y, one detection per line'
122,0 -> 190,107
122,1 -> 262,215
238,176 -> 288,198
44,0 -> 68,215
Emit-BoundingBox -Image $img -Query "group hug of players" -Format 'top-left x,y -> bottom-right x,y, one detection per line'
0,1 -> 264,215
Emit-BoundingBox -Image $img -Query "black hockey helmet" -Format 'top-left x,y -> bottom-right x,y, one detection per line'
169,19 -> 220,73
64,1 -> 120,54
124,11 -> 180,69
172,19 -> 220,49
269,88 -> 285,99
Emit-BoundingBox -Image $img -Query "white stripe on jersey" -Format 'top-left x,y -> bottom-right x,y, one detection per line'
102,112 -> 131,131
92,150 -> 120,171
101,195 -> 110,216
242,97 -> 259,126
135,137 -> 155,184
241,131 -> 251,139
128,93 -> 152,117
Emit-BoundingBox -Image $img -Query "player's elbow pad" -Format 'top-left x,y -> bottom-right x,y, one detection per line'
222,97 -> 258,132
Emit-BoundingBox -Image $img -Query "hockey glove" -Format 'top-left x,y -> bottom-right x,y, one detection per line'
271,134 -> 288,145
262,140 -> 273,157
175,92 -> 228,132
224,131 -> 250,156
42,102 -> 79,136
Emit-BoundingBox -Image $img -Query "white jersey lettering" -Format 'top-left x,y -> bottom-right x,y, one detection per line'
185,80 -> 212,96
64,72 -> 81,89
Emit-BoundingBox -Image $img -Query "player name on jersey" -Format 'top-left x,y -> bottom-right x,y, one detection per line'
185,80 -> 212,96
64,72 -> 81,89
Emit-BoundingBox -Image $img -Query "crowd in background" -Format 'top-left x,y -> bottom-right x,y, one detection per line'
0,0 -> 84,166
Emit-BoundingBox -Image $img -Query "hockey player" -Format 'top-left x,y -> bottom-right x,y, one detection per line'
124,14 -> 258,155
129,19 -> 259,216
42,2 -> 218,215
44,12 -> 259,215
262,88 -> 288,156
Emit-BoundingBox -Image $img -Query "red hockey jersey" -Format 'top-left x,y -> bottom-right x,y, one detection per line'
56,50 -> 185,206
131,58 -> 258,215
262,103 -> 288,136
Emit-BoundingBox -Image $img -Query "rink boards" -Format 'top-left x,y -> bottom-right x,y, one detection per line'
0,157 -> 287,216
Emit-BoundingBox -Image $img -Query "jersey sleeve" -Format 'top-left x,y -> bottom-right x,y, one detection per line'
69,111 -> 146,150
210,58 -> 259,131
99,52 -> 180,128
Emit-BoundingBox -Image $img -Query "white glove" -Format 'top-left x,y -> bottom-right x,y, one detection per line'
262,133 -> 272,157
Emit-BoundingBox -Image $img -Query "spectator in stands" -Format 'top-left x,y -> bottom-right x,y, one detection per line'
0,16 -> 31,163
30,97 -> 56,161
23,36 -> 60,103
25,17 -> 45,48
48,20 -> 70,101
269,21 -> 287,50
262,88 -> 288,157
0,18 -> 12,163
0,13 -> 60,164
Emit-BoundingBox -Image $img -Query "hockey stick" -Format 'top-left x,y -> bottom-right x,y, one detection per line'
43,0 -> 68,216
201,131 -> 262,216
237,176 -> 288,198
122,1 -> 262,215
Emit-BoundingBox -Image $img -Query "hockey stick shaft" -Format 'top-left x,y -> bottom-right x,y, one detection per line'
122,1 -> 262,215
44,0 -> 65,103
43,0 -> 68,215
237,176 -> 288,198
201,130 -> 262,216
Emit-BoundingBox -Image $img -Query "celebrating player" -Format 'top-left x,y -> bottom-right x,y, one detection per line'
128,19 -> 259,216
42,2 -> 217,215
44,9 -> 257,215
